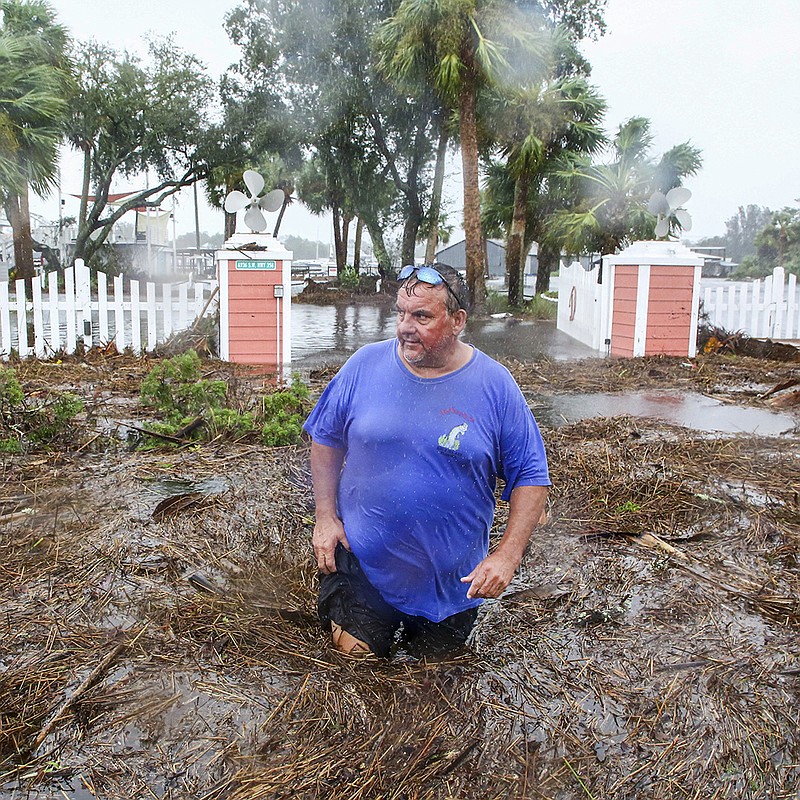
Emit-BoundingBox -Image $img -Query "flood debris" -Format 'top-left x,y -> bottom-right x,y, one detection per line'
152,491 -> 207,521
30,642 -> 127,756
1,351 -> 798,799
760,377 -> 800,410
698,324 -> 800,362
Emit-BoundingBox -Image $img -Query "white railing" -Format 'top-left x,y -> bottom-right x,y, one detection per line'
0,259 -> 218,359
702,267 -> 799,340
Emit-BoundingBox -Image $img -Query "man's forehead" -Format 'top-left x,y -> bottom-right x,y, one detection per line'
396,283 -> 448,306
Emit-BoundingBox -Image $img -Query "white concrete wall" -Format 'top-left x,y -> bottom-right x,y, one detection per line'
557,261 -> 613,352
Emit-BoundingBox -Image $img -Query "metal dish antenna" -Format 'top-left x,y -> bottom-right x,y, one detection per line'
223,170 -> 284,233
648,187 -> 692,239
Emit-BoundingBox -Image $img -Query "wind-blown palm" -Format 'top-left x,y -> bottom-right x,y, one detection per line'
551,117 -> 702,255
0,39 -> 63,194
378,0 -> 550,313
485,71 -> 606,303
0,0 -> 72,279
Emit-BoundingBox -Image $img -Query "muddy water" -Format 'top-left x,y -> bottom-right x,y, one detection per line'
290,303 -> 598,367
290,304 -> 797,437
542,390 -> 797,436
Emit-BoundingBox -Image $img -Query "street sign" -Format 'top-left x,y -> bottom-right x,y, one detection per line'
235,260 -> 277,270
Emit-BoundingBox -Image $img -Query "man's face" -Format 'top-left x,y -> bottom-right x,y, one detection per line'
395,284 -> 464,368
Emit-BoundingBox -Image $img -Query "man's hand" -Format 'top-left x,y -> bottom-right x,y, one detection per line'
312,514 -> 350,574
460,550 -> 520,599
461,484 -> 548,599
309,441 -> 348,574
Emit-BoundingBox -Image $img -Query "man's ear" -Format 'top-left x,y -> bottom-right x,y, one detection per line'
452,308 -> 468,334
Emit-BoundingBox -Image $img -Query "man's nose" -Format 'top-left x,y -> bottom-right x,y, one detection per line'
397,314 -> 415,334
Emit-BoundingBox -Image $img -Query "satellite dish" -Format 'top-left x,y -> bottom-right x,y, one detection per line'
648,187 -> 693,239
223,170 -> 282,233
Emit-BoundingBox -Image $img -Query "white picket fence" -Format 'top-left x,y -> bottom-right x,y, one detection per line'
701,267 -> 799,340
1,259 -> 218,359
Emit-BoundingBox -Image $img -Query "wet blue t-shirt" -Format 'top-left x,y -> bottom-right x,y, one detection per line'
303,339 -> 550,622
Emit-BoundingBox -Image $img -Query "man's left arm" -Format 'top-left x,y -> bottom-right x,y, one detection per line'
461,484 -> 548,599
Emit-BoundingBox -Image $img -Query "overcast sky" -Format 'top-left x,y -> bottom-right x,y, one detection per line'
40,0 -> 800,245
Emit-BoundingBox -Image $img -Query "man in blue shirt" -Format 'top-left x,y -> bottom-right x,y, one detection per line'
304,263 -> 550,657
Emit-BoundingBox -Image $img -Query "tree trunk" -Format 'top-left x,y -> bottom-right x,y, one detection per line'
363,218 -> 391,276
79,144 -> 91,230
400,147 -> 424,268
400,203 -> 422,268
425,125 -> 449,264
341,215 -> 351,269
194,181 -> 202,250
224,176 -> 237,240
224,212 -> 237,240
353,217 -> 364,274
535,242 -> 559,295
458,55 -> 486,315
332,207 -> 351,272
6,187 -> 36,283
32,238 -> 61,271
272,188 -> 291,237
506,173 -> 529,307
332,207 -> 343,271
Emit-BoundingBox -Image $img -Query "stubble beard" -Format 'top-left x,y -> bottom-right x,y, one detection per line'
399,339 -> 427,365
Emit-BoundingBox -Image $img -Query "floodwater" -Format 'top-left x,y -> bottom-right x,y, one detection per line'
538,390 -> 798,437
290,302 -> 598,368
290,302 -> 798,438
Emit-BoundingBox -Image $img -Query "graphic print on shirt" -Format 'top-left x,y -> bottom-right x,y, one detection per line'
438,422 -> 468,451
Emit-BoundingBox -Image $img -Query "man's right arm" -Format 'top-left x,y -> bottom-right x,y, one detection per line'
310,440 -> 349,574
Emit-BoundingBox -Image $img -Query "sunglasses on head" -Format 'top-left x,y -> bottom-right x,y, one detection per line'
398,264 -> 465,310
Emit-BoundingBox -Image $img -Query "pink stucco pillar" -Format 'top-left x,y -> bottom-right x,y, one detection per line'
603,241 -> 704,358
217,232 -> 292,373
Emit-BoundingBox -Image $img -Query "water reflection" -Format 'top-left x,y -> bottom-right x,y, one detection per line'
291,303 -> 397,367
542,390 -> 796,437
290,302 -> 597,368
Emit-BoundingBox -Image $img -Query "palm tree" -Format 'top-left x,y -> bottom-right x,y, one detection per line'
551,117 -> 703,256
377,0 -> 549,313
0,0 -> 72,281
755,207 -> 800,272
487,70 -> 606,304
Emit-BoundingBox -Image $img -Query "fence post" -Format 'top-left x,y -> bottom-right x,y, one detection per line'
75,258 -> 93,349
750,278 -> 762,335
725,283 -> 736,331
787,272 -> 798,339
146,281 -> 157,351
770,266 -> 785,339
0,280 -> 11,358
98,270 -> 109,343
113,274 -> 125,351
14,279 -> 29,357
48,270 -> 60,352
130,279 -> 141,354
32,275 -> 45,357
64,267 -> 76,353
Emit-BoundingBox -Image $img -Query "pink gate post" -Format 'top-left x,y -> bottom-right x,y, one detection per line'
217,230 -> 293,375
603,241 -> 704,358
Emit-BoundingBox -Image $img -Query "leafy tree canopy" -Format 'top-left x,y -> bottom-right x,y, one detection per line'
225,0 -> 439,271
731,206 -> 800,278
66,36 -> 215,267
694,204 -> 774,264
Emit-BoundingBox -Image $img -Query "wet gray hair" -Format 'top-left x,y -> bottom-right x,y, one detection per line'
400,262 -> 471,315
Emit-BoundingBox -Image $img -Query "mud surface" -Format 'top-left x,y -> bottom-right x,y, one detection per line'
1,351 -> 799,799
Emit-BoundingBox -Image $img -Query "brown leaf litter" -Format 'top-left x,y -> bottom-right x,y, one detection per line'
1,350 -> 798,799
